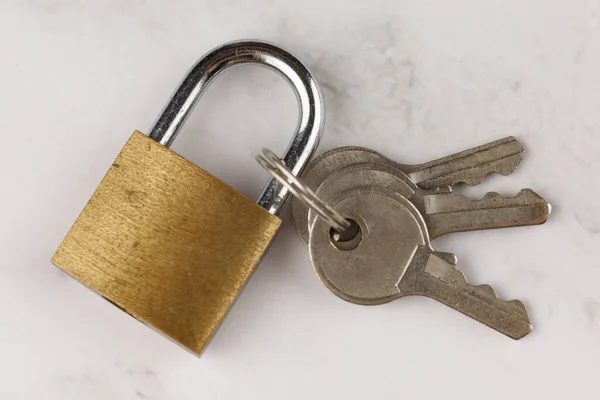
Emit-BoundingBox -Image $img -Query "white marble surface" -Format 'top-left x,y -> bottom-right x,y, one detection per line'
1,1 -> 599,399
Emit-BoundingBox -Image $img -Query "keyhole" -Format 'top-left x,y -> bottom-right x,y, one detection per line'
329,218 -> 362,251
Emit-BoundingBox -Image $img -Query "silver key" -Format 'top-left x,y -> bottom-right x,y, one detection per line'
297,136 -> 523,193
303,163 -> 550,242
294,137 -> 548,243
402,136 -> 525,189
309,186 -> 532,340
423,188 -> 550,239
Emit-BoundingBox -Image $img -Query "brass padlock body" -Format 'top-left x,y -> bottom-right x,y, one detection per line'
52,131 -> 281,355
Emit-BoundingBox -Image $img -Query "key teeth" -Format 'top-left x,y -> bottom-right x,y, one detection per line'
483,192 -> 502,200
508,300 -> 531,323
410,248 -> 532,339
469,283 -> 530,321
515,188 -> 549,203
427,188 -> 547,204
413,136 -> 525,189
474,283 -> 496,297
469,281 -> 520,306
508,299 -> 527,307
421,163 -> 520,188
469,283 -> 498,300
436,251 -> 458,265
434,252 -> 530,320
452,153 -> 524,187
476,188 -> 546,203
516,188 -> 537,199
429,189 -> 547,208
514,189 -> 552,216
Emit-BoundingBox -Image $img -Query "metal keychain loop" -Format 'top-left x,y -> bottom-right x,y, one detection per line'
148,40 -> 324,216
256,148 -> 361,242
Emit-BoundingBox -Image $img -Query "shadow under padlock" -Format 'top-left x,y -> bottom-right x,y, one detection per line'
51,40 -> 325,356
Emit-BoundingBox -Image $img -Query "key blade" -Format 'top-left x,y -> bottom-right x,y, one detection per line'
404,136 -> 524,189
398,246 -> 532,340
424,189 -> 551,239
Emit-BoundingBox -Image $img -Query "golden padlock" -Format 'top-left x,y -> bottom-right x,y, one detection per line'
51,40 -> 324,355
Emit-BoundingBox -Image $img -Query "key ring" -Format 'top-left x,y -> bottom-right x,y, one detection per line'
257,148 -> 360,241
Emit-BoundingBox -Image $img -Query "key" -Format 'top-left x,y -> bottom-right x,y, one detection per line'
293,137 -> 527,243
304,162 -> 550,242
423,189 -> 550,239
397,245 -> 532,340
308,186 -> 532,340
401,136 -> 525,189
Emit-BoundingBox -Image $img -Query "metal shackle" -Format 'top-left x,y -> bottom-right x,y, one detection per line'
148,40 -> 325,216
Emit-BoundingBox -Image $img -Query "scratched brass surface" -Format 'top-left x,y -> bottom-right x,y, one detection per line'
52,131 -> 281,355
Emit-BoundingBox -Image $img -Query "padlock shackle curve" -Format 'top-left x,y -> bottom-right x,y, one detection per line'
148,40 -> 325,216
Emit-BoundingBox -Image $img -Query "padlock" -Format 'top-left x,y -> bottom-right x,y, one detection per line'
51,40 -> 324,355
